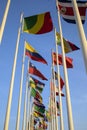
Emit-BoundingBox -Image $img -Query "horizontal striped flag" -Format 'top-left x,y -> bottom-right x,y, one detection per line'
29,62 -> 48,80
30,76 -> 45,93
23,12 -> 53,34
52,52 -> 73,68
58,0 -> 87,24
56,32 -> 80,53
25,42 -> 47,64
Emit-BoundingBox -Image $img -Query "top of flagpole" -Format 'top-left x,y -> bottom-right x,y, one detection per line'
0,0 -> 11,44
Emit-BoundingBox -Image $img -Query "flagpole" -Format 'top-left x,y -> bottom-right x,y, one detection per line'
25,58 -> 31,130
48,97 -> 51,130
0,0 -> 11,43
52,60 -> 58,130
16,41 -> 26,130
57,1 -> 74,130
27,86 -> 31,130
54,28 -> 64,130
22,60 -> 29,130
4,13 -> 23,130
72,0 -> 87,72
50,80 -> 53,130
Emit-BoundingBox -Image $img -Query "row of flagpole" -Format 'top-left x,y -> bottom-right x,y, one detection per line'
0,0 -> 87,70
1,0 -> 87,130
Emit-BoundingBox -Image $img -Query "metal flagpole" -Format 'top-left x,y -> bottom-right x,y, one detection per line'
72,0 -> 87,72
0,0 -> 11,43
25,58 -> 31,130
26,85 -> 31,130
52,59 -> 58,130
54,28 -> 64,130
22,60 -> 29,130
4,13 -> 23,130
16,41 -> 26,130
50,80 -> 53,130
48,97 -> 51,130
57,1 -> 74,130
28,88 -> 32,130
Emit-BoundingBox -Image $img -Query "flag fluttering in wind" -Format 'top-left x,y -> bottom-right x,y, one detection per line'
54,71 -> 65,90
29,76 -> 36,88
30,76 -> 45,93
25,42 -> 47,64
34,99 -> 45,109
58,0 -> 87,24
33,111 -> 45,118
52,52 -> 73,68
34,105 -> 45,114
23,12 -> 53,34
30,87 -> 42,102
34,103 -> 45,114
29,62 -> 48,80
50,80 -> 65,96
56,32 -> 80,53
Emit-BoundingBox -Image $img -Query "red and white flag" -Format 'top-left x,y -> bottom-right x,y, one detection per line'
58,0 -> 87,24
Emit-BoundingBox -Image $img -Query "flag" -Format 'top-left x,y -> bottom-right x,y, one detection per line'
54,71 -> 64,90
45,110 -> 51,121
50,80 -> 65,96
29,62 -> 48,80
23,12 -> 53,34
52,52 -> 73,68
58,0 -> 87,24
34,97 -> 42,103
33,99 -> 45,109
31,87 -> 42,102
56,32 -> 80,53
34,111 -> 45,118
25,42 -> 47,64
34,118 -> 37,125
30,76 -> 45,93
34,104 -> 45,114
29,77 -> 36,88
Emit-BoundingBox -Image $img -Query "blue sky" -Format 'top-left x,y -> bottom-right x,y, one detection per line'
0,0 -> 87,130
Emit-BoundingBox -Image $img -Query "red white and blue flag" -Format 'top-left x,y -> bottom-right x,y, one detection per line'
58,0 -> 87,24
